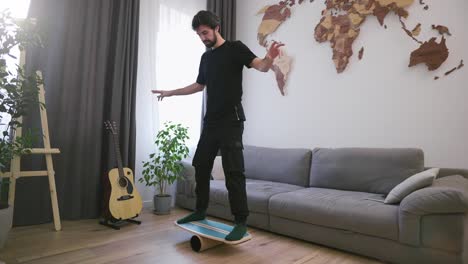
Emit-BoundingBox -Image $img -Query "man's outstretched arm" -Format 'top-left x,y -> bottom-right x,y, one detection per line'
152,82 -> 205,101
250,41 -> 284,72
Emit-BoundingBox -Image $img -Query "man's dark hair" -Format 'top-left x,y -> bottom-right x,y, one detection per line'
192,10 -> 220,30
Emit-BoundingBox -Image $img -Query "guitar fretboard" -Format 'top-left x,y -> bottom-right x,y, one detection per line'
111,132 -> 125,178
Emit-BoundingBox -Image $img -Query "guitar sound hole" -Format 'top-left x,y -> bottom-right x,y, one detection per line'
119,177 -> 128,188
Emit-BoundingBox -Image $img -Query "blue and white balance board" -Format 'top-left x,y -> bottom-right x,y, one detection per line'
175,219 -> 252,252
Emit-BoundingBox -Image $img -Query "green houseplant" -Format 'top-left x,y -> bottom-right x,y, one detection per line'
139,122 -> 190,215
0,10 -> 43,248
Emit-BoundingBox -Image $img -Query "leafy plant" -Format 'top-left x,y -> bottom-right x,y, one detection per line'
0,9 -> 43,203
139,122 -> 190,196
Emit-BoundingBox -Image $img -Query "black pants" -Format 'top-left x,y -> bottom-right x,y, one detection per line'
192,121 -> 248,223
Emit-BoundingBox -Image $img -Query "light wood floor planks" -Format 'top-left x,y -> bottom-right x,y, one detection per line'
0,207 -> 382,264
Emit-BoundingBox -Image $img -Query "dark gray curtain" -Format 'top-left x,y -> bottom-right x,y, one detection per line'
12,0 -> 139,226
207,0 -> 236,41
201,0 -> 237,130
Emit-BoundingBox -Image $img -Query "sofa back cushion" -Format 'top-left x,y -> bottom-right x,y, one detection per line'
309,148 -> 424,194
243,145 -> 312,187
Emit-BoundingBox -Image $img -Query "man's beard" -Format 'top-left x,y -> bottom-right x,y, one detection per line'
203,34 -> 217,48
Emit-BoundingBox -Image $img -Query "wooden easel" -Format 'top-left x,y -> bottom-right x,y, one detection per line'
0,51 -> 61,231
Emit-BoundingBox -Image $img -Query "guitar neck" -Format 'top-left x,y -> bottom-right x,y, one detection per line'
111,132 -> 125,177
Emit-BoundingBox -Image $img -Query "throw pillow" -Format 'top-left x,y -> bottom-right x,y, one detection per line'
384,168 -> 439,204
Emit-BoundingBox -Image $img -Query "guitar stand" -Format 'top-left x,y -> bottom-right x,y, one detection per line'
99,215 -> 142,230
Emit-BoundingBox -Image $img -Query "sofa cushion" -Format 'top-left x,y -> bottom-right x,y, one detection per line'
269,187 -> 399,241
243,145 -> 312,187
310,148 -> 424,194
384,168 -> 439,204
211,156 -> 225,180
209,179 -> 304,214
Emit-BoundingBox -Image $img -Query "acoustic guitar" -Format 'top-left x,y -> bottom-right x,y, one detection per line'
104,120 -> 142,221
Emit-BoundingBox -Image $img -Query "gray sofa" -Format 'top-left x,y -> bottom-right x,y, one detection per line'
176,145 -> 468,264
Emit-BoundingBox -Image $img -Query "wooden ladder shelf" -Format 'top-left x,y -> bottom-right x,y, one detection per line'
0,52 -> 61,231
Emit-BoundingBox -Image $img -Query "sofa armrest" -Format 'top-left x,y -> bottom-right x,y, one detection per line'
399,175 -> 468,246
180,160 -> 196,180
400,186 -> 468,215
176,160 -> 196,197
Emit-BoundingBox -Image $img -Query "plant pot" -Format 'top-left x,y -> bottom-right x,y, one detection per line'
0,204 -> 13,249
153,194 -> 172,215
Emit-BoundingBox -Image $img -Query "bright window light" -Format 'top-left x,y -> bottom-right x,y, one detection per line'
0,0 -> 31,19
156,1 -> 205,149
0,1 -> 31,132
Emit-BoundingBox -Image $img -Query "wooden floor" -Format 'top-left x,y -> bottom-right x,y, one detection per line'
0,207 -> 382,264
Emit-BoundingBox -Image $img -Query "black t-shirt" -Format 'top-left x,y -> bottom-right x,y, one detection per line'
196,40 -> 257,124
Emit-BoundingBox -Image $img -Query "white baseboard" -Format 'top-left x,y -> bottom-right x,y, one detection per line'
143,200 -> 153,209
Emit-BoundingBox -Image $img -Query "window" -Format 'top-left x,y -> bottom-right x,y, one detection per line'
137,0 -> 205,153
136,0 -> 206,203
156,0 -> 206,148
0,1 -> 31,133
0,1 -> 30,19
0,0 -> 31,74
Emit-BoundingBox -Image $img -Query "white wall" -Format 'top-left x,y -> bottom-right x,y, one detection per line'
237,0 -> 468,169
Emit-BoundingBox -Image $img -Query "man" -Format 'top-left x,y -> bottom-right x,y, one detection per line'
152,10 -> 283,241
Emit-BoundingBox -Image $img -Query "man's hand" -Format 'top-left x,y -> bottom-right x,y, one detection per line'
152,90 -> 173,101
267,41 -> 285,60
250,41 -> 285,72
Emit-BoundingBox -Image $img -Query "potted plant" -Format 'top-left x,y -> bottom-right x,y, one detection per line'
0,10 -> 42,249
139,122 -> 189,215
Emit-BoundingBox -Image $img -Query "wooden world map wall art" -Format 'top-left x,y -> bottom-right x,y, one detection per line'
256,0 -> 464,95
